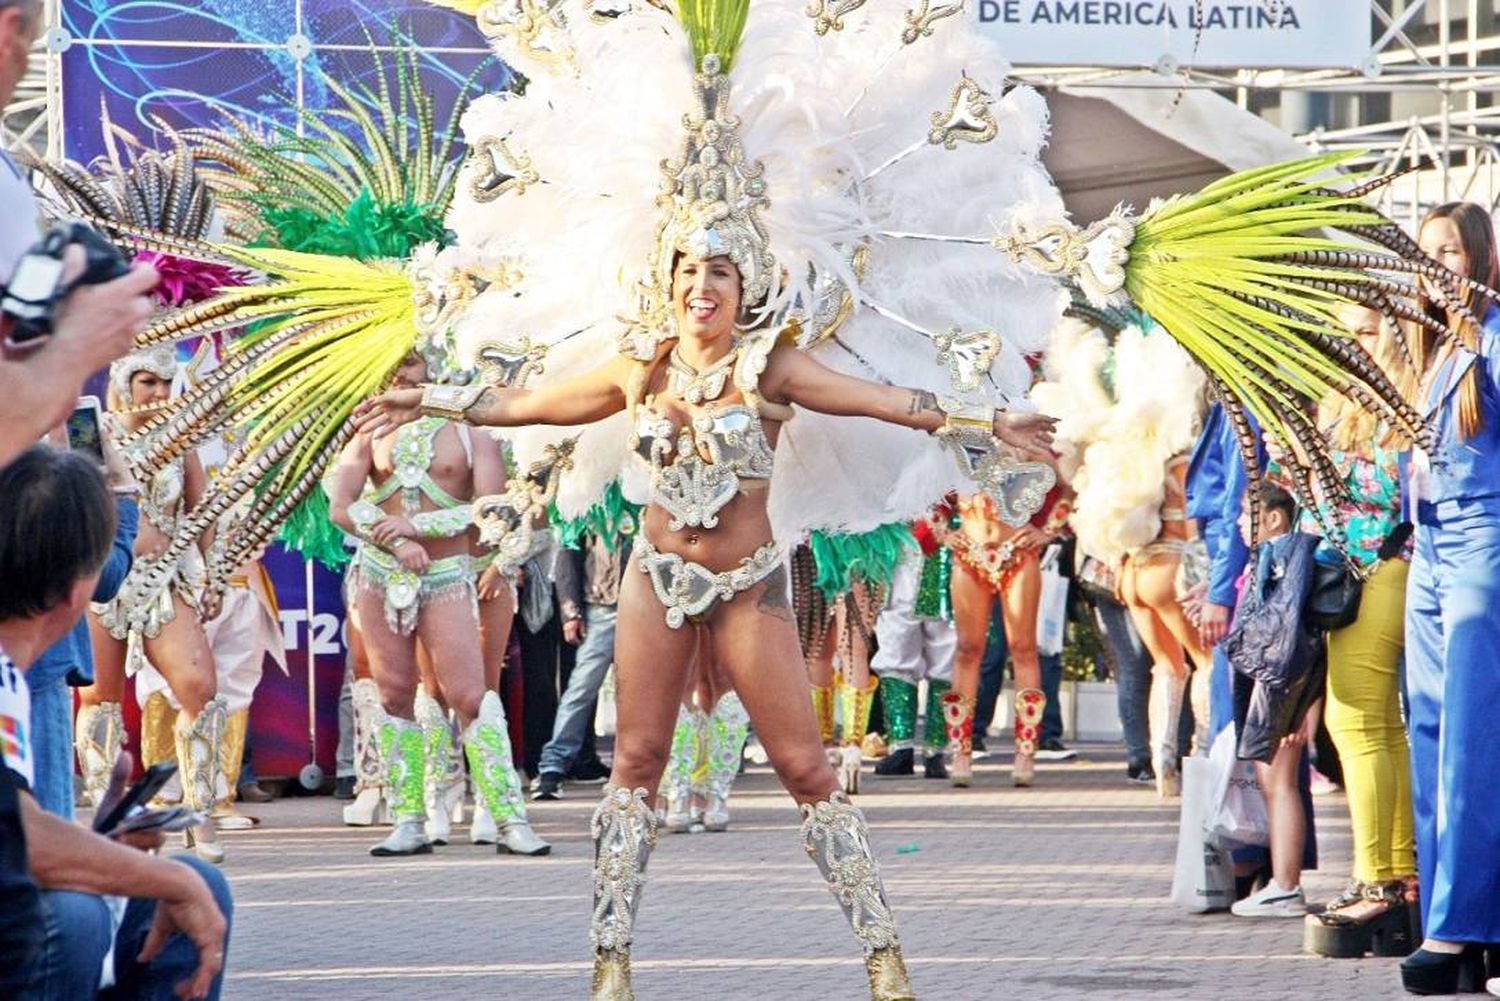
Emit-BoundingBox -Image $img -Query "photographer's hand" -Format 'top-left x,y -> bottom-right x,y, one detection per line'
50,250 -> 159,371
0,253 -> 159,462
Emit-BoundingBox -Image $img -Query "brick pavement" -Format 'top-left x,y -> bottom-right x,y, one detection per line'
217,746 -> 1413,1000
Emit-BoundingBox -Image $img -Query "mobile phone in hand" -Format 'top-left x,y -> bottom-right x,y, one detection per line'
92,761 -> 178,834
66,395 -> 106,471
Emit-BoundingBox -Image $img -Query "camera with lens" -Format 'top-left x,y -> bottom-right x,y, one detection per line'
2,222 -> 132,343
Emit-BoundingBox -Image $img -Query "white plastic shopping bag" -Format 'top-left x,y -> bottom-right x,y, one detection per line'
1169,755 -> 1234,913
1035,544 -> 1068,657
1206,725 -> 1270,849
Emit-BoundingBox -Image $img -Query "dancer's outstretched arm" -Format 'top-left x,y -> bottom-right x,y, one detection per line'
762,343 -> 1057,459
353,355 -> 636,437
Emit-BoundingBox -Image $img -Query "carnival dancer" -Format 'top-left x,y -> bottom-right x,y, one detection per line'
1033,318 -> 1208,797
931,469 -> 1071,788
328,349 -> 548,858
80,346 -> 228,862
1397,202 -> 1500,995
360,254 -> 1053,995
794,526 -> 912,794
136,548 -> 285,829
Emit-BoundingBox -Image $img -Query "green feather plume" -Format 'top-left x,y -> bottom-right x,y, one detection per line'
809,523 -> 917,600
676,0 -> 751,70
550,482 -> 642,552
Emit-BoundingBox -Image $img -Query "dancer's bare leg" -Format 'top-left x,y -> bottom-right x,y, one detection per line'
947,563 -> 991,780
417,600 -> 490,727
142,595 -> 222,851
607,563 -> 699,793
357,589 -> 419,719
708,568 -> 838,805
478,578 -> 515,693
1000,559 -> 1043,782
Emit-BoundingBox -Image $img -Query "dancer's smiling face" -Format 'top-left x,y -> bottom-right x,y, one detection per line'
672,254 -> 741,343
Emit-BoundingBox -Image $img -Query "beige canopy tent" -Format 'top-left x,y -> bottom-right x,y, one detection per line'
1042,78 -> 1312,222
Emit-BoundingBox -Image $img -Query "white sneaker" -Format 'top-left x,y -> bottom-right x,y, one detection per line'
1231,880 -> 1307,918
1486,976 -> 1500,997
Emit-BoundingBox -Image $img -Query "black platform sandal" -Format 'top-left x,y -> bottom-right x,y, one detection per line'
1399,944 -> 1487,995
1305,880 -> 1372,959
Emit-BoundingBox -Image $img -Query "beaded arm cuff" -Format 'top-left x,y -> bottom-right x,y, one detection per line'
411,505 -> 473,539
932,395 -> 995,435
419,383 -> 487,422
348,499 -> 384,541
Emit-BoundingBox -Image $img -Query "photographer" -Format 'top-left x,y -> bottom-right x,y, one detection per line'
0,1 -> 158,466
0,446 -> 231,1000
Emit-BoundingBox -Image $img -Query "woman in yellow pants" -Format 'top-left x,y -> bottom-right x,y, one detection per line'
1300,304 -> 1416,959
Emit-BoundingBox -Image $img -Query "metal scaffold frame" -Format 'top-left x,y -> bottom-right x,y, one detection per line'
1010,0 -> 1500,224
4,1 -> 1499,225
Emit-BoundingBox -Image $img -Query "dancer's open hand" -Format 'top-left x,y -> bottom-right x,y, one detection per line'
993,410 -> 1057,461
353,388 -> 423,438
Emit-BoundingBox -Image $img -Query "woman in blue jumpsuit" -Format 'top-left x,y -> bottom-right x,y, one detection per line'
1400,201 -> 1500,995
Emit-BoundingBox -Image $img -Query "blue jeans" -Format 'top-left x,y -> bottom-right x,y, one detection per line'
973,598 -> 1064,743
1091,595 -> 1152,769
27,678 -> 75,820
21,854 -> 233,1000
537,603 -> 617,778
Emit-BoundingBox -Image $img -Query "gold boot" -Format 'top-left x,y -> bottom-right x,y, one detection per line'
811,683 -> 837,765
801,791 -> 916,1000
212,710 -> 256,830
139,692 -> 178,772
590,785 -> 659,1001
836,678 -> 879,795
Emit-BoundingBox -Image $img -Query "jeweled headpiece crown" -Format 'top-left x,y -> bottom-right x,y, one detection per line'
109,343 -> 179,403
649,54 -> 776,320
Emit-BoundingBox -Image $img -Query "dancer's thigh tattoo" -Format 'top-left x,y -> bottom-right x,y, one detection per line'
756,565 -> 793,622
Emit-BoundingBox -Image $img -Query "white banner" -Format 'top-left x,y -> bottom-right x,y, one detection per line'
974,1 -> 1370,69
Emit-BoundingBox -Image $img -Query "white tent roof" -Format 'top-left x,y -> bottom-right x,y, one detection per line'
1043,77 -> 1311,223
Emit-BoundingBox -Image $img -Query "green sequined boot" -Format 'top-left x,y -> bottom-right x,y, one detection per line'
699,693 -> 750,831
370,712 -> 430,856
415,686 -> 464,845
662,704 -> 707,833
464,690 -> 549,855
922,679 -> 951,779
873,677 -> 917,776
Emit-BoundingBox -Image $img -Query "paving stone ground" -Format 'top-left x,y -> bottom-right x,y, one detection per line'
214,744 -> 1414,1000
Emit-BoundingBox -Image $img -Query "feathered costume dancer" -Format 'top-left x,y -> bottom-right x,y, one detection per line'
793,525 -> 915,794
30,130 -> 243,862
89,2 -> 1500,998
1033,309 -> 1209,796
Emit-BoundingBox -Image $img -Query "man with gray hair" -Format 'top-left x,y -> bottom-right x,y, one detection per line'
0,0 -> 160,465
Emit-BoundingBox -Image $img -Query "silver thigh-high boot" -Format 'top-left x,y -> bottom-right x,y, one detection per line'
1148,664 -> 1187,799
661,705 -> 706,834
176,696 -> 229,864
801,791 -> 915,1001
370,710 -> 431,856
415,686 -> 465,845
344,678 -> 390,826
463,690 -> 550,855
700,693 -> 750,832
74,701 -> 125,808
591,785 -> 659,1001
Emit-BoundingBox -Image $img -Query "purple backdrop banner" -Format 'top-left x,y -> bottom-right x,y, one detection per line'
61,0 -> 507,778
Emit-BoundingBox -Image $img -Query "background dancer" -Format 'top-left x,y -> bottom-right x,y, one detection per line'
329,349 -> 547,858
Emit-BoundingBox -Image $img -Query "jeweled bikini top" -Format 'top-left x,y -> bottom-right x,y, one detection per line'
106,412 -> 185,536
628,332 -> 790,531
